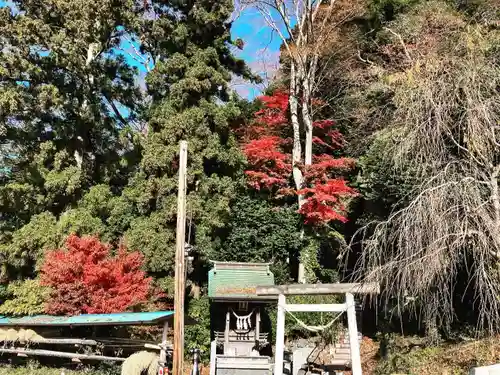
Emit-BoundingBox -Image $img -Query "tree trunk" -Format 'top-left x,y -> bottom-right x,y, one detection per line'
298,55 -> 319,284
298,67 -> 315,284
302,74 -> 313,167
290,61 -> 308,284
289,61 -> 304,202
75,43 -> 98,170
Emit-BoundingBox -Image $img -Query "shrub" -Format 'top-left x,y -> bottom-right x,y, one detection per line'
0,279 -> 49,316
41,234 -> 153,315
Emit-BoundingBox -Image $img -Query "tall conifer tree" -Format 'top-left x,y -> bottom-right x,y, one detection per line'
0,0 -> 142,277
115,0 -> 255,288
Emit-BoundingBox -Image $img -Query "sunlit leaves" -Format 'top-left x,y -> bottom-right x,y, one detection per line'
242,90 -> 357,225
41,235 -> 152,315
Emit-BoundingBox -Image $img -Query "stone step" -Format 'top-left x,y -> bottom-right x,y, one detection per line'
333,342 -> 351,348
337,333 -> 362,344
333,348 -> 351,355
332,350 -> 351,357
326,358 -> 351,367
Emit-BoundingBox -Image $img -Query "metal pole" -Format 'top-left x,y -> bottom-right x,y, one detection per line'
173,140 -> 188,375
159,321 -> 169,374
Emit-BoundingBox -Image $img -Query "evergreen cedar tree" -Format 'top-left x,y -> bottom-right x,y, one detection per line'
243,91 -> 357,224
0,0 -> 142,279
41,235 -> 152,315
120,0 -> 257,280
0,0 -> 255,286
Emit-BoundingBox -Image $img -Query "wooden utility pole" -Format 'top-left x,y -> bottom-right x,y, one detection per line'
173,140 -> 188,375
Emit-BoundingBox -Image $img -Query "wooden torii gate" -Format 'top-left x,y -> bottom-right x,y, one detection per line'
256,283 -> 380,375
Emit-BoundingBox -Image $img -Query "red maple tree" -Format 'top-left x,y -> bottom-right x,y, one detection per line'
243,92 -> 291,190
41,235 -> 153,315
242,90 -> 357,225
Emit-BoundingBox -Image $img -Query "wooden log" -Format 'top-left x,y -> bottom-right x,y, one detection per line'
2,337 -> 169,350
94,337 -> 163,346
22,338 -> 99,346
0,347 -> 126,362
256,283 -> 380,296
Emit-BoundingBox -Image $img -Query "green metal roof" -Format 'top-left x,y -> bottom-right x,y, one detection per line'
208,261 -> 276,300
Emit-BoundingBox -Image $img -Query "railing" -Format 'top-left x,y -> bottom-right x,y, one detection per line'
214,331 -> 268,343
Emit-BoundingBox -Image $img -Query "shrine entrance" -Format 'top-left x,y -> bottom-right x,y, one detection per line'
256,283 -> 379,375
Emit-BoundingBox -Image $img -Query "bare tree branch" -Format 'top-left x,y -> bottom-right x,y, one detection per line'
352,21 -> 500,333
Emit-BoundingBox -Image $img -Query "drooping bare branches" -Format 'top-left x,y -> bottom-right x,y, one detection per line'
358,164 -> 500,331
354,1 -> 500,333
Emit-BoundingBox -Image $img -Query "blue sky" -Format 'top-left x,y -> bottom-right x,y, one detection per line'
230,7 -> 283,99
0,1 -> 282,100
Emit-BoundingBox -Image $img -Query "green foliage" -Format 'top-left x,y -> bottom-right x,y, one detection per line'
0,279 -> 49,316
79,185 -> 114,220
0,0 -> 142,278
0,362 -> 120,375
116,0 -> 255,278
300,237 -> 322,284
356,128 -> 418,222
124,213 -> 176,274
185,296 -> 211,362
221,194 -> 302,283
370,0 -> 422,22
155,277 -> 175,297
0,285 -> 8,302
0,212 -> 58,275
57,209 -> 106,240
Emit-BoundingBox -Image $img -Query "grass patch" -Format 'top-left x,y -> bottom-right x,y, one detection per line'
0,361 -> 120,375
360,335 -> 500,374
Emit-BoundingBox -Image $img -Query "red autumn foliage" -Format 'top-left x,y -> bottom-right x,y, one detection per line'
242,90 -> 357,225
259,91 -> 289,111
41,235 -> 153,315
243,136 -> 291,189
306,155 -> 355,180
297,180 -> 356,224
242,91 -> 292,190
312,119 -> 335,129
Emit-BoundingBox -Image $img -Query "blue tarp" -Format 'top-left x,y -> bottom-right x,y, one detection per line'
0,311 -> 175,327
